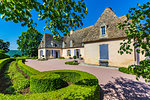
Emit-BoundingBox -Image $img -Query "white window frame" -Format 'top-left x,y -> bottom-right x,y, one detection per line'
100,23 -> 107,37
62,42 -> 65,48
70,40 -> 73,47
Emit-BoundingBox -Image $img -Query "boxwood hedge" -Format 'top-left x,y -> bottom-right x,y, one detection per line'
17,60 -> 40,76
5,61 -> 29,92
30,73 -> 64,93
0,60 -> 100,100
0,58 -> 13,72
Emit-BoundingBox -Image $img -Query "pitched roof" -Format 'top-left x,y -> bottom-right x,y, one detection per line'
38,33 -> 63,49
63,25 -> 94,48
83,7 -> 127,43
39,7 -> 128,49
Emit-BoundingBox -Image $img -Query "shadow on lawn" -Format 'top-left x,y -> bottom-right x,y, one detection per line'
100,77 -> 150,100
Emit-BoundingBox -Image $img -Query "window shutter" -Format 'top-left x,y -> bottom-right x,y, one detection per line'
67,50 -> 68,56
52,50 -> 53,56
74,49 -> 76,56
69,50 -> 71,55
100,44 -> 109,59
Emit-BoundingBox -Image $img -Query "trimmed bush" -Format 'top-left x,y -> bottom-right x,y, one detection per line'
30,73 -> 64,93
6,61 -> 29,91
65,61 -> 78,65
17,60 -> 40,76
0,59 -> 100,99
38,58 -> 48,61
0,50 -> 5,53
0,69 -> 100,99
73,56 -> 77,59
0,58 -> 12,72
119,67 -> 133,74
59,57 -> 65,59
0,52 -> 10,59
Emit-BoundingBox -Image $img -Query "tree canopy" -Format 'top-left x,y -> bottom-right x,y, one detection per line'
0,39 -> 10,52
118,2 -> 150,82
17,28 -> 43,57
0,0 -> 87,37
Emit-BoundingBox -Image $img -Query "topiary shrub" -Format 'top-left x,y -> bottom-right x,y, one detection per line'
65,61 -> 78,65
73,56 -> 77,59
30,73 -> 65,93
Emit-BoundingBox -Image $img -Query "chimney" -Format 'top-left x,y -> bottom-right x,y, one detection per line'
70,30 -> 74,35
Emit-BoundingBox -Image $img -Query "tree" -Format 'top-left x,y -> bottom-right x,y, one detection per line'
118,2 -> 150,82
0,39 -> 10,52
17,28 -> 43,57
0,0 -> 87,37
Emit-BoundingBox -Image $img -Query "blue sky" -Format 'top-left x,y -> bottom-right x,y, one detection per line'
0,0 -> 148,50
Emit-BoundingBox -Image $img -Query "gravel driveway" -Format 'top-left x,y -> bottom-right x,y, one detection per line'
25,59 -> 150,100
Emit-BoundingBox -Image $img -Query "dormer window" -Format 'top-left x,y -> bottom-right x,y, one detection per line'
82,43 -> 84,46
101,26 -> 106,36
62,42 -> 65,48
51,41 -> 55,47
70,40 -> 73,47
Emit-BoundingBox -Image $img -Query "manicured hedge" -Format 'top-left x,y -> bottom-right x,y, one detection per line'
0,70 -> 100,100
5,61 -> 29,92
17,60 -> 40,76
0,52 -> 10,59
38,58 -> 48,61
0,60 -> 100,99
0,58 -> 12,72
30,73 -> 64,93
119,67 -> 133,74
0,84 -> 100,100
30,70 -> 100,99
65,61 -> 79,65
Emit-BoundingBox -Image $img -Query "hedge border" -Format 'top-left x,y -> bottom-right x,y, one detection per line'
0,58 -> 13,72
0,60 -> 100,100
17,60 -> 40,76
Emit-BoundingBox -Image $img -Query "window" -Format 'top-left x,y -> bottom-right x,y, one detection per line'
50,50 -> 53,56
51,41 -> 55,47
70,40 -> 73,47
67,50 -> 71,56
46,50 -> 49,56
99,44 -> 109,59
40,50 -> 43,57
62,42 -> 65,48
82,43 -> 84,46
101,26 -> 106,35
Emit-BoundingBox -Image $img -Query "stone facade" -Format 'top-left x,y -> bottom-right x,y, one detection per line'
38,7 -> 145,67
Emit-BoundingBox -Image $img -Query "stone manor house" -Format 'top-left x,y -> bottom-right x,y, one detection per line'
38,7 -> 145,67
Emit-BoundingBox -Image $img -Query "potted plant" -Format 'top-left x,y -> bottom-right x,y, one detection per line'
79,54 -> 82,60
73,55 -> 78,63
69,54 -> 72,59
73,55 -> 77,59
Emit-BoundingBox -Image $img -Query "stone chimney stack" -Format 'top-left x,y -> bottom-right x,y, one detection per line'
70,30 -> 74,35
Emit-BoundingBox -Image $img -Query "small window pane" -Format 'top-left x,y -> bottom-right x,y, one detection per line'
101,26 -> 106,35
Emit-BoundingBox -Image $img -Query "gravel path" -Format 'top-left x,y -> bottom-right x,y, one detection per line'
25,59 -> 150,100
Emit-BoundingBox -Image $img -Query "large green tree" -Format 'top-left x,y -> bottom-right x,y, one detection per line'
0,0 -> 87,37
0,39 -> 10,52
17,28 -> 43,57
118,2 -> 150,82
